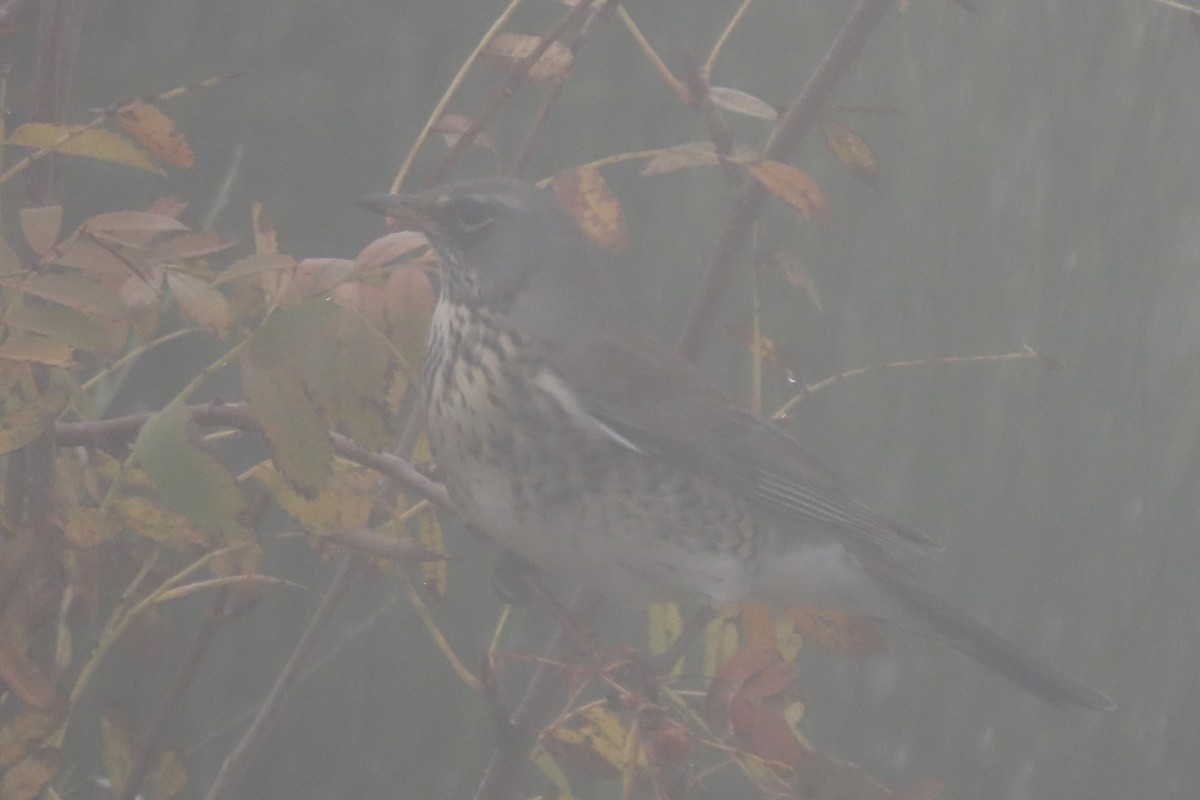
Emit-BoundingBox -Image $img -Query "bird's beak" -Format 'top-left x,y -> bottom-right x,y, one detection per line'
357,193 -> 431,231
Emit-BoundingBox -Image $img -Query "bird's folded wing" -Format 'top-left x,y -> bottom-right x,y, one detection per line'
549,332 -> 939,556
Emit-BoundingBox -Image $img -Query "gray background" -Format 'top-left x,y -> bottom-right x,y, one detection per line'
19,1 -> 1200,799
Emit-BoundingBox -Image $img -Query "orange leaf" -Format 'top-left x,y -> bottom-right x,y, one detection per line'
748,160 -> 833,229
115,102 -> 195,169
166,271 -> 232,336
482,32 -> 573,83
821,119 -> 879,185
727,325 -> 797,382
19,206 -> 62,257
354,231 -> 429,273
787,608 -> 887,657
553,167 -> 628,252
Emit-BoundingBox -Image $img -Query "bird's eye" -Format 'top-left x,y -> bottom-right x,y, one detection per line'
448,196 -> 495,233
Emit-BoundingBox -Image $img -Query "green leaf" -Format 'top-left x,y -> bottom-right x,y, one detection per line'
132,400 -> 247,541
241,356 -> 332,497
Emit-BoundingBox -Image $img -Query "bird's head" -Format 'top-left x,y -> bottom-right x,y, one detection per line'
359,178 -> 596,312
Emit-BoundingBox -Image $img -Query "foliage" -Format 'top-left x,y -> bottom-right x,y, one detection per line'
0,1 -> 1098,799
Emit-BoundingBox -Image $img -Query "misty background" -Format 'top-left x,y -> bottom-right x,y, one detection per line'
10,1 -> 1198,799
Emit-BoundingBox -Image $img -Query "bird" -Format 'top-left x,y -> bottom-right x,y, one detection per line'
359,177 -> 1114,710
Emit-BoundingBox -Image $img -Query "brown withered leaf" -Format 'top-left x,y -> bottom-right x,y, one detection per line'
83,211 -> 190,249
381,260 -> 435,371
115,101 -> 195,169
354,230 -> 429,273
213,253 -> 295,285
640,141 -> 758,176
787,608 -> 887,658
18,271 -> 128,320
148,231 -> 239,264
166,271 -> 232,336
768,250 -> 823,311
709,86 -> 778,121
0,641 -> 61,710
482,32 -> 573,83
821,119 -> 879,185
432,113 -> 497,153
0,708 -> 63,769
280,258 -> 356,306
553,166 -> 628,252
748,160 -> 834,229
0,748 -> 60,800
19,206 -> 62,257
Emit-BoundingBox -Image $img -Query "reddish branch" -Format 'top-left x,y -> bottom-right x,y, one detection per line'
679,0 -> 897,361
54,401 -> 449,510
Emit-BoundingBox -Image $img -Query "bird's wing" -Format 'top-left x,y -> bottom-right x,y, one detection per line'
548,331 -> 939,555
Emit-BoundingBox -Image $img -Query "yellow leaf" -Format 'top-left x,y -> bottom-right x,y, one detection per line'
703,607 -> 741,679
8,123 -> 164,174
418,506 -> 446,598
101,710 -> 134,793
148,749 -> 189,800
250,461 -> 374,536
821,119 -> 879,185
0,382 -> 71,455
0,334 -> 74,367
647,602 -> 682,657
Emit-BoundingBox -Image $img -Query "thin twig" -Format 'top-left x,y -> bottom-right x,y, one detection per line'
473,589 -> 606,800
679,0 -> 897,361
202,556 -> 360,800
771,346 -> 1047,419
390,0 -> 526,193
422,0 -> 598,189
53,401 -> 449,509
117,590 -> 231,800
509,0 -> 620,178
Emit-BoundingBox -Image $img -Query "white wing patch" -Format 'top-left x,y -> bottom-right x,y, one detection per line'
534,368 -> 645,454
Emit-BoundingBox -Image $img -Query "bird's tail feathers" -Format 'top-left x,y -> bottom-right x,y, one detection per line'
878,570 -> 1115,710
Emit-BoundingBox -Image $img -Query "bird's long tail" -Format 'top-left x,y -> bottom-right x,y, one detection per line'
877,569 -> 1115,710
